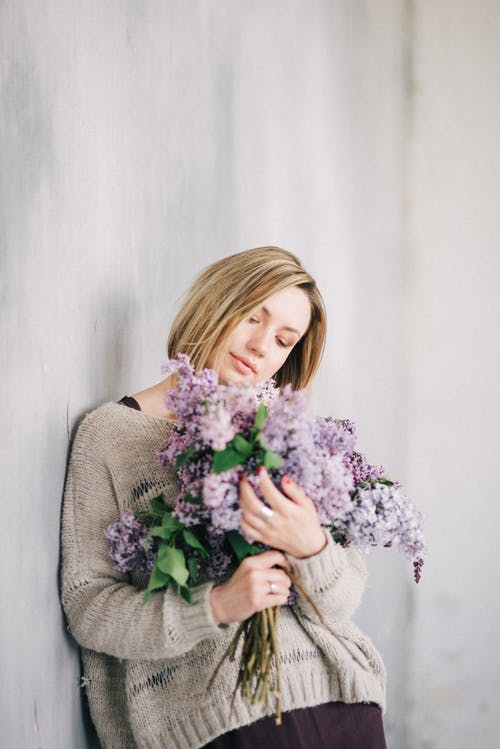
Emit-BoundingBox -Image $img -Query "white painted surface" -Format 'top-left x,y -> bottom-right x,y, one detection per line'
406,2 -> 500,747
1,1 -> 498,747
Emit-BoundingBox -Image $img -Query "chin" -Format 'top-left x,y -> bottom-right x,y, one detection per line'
218,370 -> 256,387
219,374 -> 250,387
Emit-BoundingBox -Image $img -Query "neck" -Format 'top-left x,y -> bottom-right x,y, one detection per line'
131,375 -> 177,418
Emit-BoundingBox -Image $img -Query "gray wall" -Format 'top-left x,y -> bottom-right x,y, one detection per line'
1,1 -> 498,747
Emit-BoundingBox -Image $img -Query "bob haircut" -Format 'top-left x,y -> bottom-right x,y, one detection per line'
167,246 -> 327,390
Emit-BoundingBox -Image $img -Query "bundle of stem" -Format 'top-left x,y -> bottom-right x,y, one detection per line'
208,569 -> 324,725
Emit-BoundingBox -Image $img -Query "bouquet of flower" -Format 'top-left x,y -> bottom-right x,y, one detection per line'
106,353 -> 425,722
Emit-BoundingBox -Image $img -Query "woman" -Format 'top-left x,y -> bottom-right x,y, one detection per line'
61,246 -> 387,748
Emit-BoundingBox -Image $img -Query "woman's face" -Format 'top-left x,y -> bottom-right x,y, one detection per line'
208,286 -> 312,386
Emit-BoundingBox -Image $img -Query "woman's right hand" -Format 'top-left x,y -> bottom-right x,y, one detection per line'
210,550 -> 292,625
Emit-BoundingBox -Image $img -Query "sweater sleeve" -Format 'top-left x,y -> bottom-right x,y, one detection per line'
60,412 -> 226,660
286,530 -> 368,624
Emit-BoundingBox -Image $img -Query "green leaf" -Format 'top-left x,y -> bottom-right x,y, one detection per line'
330,525 -> 347,546
262,449 -> 283,470
188,556 -> 199,584
176,443 -> 198,468
227,530 -> 262,562
142,563 -> 169,605
135,509 -> 154,519
212,447 -> 245,473
233,434 -> 254,458
182,528 -> 211,561
148,526 -> 174,541
160,512 -> 182,532
180,585 -> 192,604
377,477 -> 394,487
156,546 -> 189,586
150,495 -> 169,515
184,492 -> 203,506
254,403 -> 268,430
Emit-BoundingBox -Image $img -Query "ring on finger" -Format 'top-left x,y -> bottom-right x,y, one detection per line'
268,581 -> 278,594
259,505 -> 273,522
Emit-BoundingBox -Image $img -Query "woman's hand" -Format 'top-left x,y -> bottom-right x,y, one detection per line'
239,468 -> 327,559
210,550 -> 292,625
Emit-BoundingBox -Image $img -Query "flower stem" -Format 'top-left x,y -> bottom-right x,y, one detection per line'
208,573 -> 323,727
208,607 -> 283,724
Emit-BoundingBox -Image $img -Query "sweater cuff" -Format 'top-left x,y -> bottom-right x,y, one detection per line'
286,529 -> 347,593
173,582 -> 228,644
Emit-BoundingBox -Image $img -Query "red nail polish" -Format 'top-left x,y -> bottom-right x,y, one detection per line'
283,475 -> 290,484
257,466 -> 264,474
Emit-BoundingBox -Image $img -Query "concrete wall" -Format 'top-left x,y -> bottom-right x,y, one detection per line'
406,2 -> 500,746
1,1 -> 498,747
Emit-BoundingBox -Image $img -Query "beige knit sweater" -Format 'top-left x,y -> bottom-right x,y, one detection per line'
61,402 -> 386,749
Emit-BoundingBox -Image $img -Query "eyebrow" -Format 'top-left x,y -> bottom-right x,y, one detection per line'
259,305 -> 302,337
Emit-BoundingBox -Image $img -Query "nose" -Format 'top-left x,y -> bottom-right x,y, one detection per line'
247,327 -> 269,357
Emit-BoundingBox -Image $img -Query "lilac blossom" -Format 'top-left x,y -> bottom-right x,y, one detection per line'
332,482 -> 426,582
255,378 -> 280,405
105,510 -> 158,574
206,528 -> 234,582
313,416 -> 357,456
199,402 -> 236,451
260,386 -> 354,524
161,355 -> 425,581
343,450 -> 385,486
262,384 -> 309,454
202,469 -> 240,509
107,354 -> 426,589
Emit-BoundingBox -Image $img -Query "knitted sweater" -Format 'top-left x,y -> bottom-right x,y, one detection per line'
61,402 -> 386,749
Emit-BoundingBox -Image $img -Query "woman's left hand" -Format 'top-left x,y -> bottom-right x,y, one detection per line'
239,467 -> 327,559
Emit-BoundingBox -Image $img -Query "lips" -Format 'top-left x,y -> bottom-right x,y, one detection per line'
230,353 -> 257,375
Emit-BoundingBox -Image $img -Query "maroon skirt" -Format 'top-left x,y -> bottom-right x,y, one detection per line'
201,702 -> 387,749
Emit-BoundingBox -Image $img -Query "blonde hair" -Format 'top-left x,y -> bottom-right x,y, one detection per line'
167,246 -> 327,389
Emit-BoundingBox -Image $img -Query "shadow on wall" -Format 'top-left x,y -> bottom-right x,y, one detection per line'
88,289 -> 139,407
58,292 -> 138,748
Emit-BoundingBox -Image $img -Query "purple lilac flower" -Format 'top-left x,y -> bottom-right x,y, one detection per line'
222,385 -> 260,433
203,469 -> 240,509
312,417 -> 357,456
124,353 -> 426,589
157,359 -> 269,466
260,385 -> 355,524
172,498 -> 211,527
332,482 -> 426,581
105,510 -> 158,573
262,384 -> 309,455
206,528 -> 234,582
161,353 -> 219,442
210,503 -> 243,532
199,402 -> 236,451
343,450 -> 385,486
255,378 -> 280,405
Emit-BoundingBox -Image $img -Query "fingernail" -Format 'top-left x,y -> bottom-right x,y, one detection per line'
282,475 -> 291,484
257,466 -> 264,475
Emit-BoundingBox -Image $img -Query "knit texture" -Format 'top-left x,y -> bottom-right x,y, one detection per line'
61,402 -> 386,749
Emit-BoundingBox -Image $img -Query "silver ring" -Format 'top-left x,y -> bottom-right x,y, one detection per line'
269,581 -> 278,594
259,505 -> 273,522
